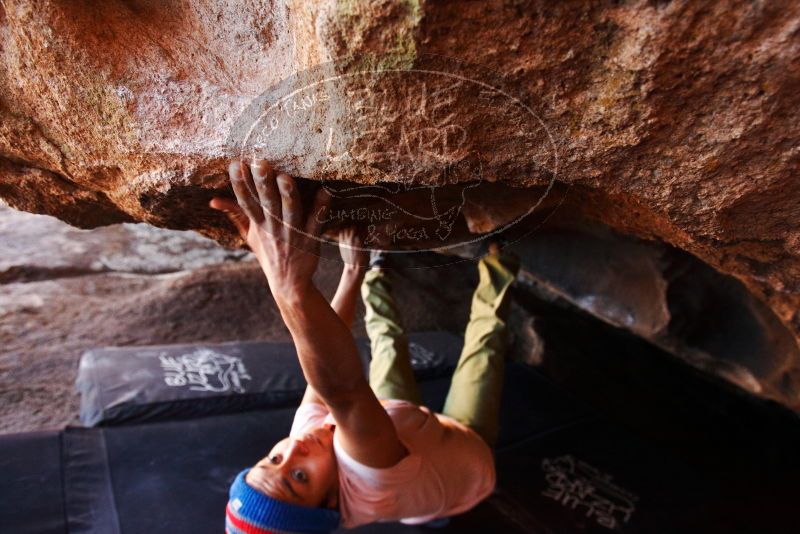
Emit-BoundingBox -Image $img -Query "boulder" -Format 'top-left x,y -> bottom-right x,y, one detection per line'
0,0 -> 797,351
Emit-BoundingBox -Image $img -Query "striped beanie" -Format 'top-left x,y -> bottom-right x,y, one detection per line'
226,469 -> 341,534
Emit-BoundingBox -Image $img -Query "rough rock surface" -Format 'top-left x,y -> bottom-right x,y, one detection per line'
0,203 -> 247,282
0,1 -> 798,353
509,221 -> 800,409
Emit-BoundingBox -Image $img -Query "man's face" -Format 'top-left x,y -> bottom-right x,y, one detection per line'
246,425 -> 338,508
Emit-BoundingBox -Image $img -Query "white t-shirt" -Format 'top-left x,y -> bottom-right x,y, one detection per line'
290,399 -> 496,528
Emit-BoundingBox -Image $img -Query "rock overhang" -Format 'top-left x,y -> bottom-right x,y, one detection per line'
0,0 -> 798,364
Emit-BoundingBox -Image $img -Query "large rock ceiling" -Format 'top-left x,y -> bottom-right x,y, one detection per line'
0,0 -> 798,349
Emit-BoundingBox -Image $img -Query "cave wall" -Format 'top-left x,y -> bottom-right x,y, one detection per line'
0,0 -> 798,350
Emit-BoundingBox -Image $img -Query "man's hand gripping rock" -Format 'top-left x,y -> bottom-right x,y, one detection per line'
210,160 -> 330,305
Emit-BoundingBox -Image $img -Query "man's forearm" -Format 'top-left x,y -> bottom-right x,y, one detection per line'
277,287 -> 367,404
330,265 -> 366,329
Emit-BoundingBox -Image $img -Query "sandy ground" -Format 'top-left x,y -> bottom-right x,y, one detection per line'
0,206 -> 477,433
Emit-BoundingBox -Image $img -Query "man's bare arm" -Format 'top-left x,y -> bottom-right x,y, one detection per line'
211,160 -> 407,468
330,267 -> 364,328
302,228 -> 367,407
331,227 -> 368,328
279,286 -> 408,468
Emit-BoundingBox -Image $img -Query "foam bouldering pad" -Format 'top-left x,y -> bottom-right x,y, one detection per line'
76,332 -> 463,426
0,430 -> 65,534
57,376 -> 723,533
486,420 -> 725,533
3,336 -> 796,533
63,366 -> 471,533
3,354 -> 591,534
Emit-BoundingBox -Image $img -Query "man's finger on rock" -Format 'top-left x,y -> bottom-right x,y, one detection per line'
251,159 -> 282,233
210,198 -> 250,238
276,173 -> 303,236
306,187 -> 331,238
229,161 -> 264,224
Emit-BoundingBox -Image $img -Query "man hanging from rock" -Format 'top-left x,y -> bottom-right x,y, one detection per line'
210,159 -> 520,533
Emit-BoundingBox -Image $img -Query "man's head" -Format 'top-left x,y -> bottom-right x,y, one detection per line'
226,425 -> 341,534
247,425 -> 339,508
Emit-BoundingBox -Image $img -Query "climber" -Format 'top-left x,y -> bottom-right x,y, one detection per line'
209,159 -> 519,533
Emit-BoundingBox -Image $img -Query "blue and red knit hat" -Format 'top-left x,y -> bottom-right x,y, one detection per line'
226,469 -> 341,534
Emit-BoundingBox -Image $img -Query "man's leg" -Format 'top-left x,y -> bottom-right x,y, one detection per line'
442,249 -> 519,447
361,268 -> 421,405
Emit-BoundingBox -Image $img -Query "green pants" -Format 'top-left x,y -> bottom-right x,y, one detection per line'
361,253 -> 518,447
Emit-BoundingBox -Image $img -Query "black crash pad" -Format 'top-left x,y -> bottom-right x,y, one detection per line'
0,430 -> 65,534
77,332 -> 462,426
64,372 -> 728,534
3,359 -> 729,534
3,334 -> 798,533
3,339 -> 593,534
